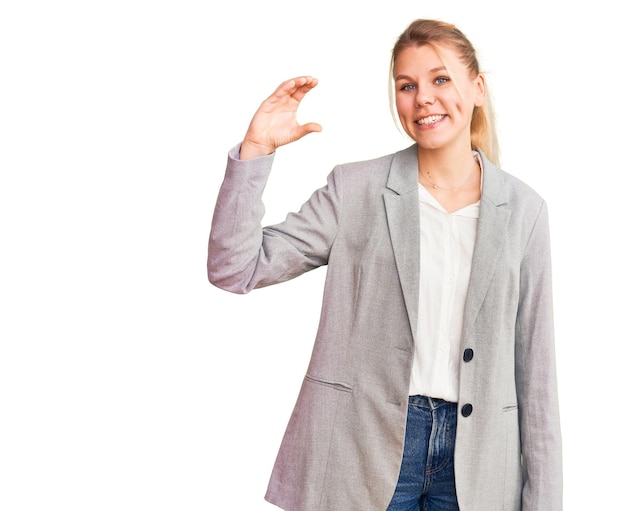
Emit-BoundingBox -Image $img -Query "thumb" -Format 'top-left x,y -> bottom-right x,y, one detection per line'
293,122 -> 322,140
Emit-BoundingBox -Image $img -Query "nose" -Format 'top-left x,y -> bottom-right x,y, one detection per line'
414,86 -> 434,107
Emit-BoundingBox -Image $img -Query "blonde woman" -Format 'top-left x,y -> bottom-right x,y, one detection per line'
208,19 -> 562,511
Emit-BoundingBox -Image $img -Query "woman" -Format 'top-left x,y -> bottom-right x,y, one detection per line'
208,19 -> 562,511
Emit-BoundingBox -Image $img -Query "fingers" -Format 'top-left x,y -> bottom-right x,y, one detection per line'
269,76 -> 318,104
240,76 -> 321,159
288,76 -> 318,102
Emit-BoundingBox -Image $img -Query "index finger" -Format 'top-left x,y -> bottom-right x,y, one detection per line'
272,76 -> 319,102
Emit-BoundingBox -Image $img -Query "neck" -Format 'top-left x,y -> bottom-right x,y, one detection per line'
417,145 -> 477,188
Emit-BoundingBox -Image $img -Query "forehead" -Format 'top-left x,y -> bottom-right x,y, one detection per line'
394,44 -> 467,76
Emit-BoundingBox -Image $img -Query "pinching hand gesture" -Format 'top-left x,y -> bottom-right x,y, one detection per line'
239,76 -> 322,160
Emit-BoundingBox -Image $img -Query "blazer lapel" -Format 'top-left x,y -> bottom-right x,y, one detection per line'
462,150 -> 512,332
382,146 -> 511,344
383,145 -> 421,344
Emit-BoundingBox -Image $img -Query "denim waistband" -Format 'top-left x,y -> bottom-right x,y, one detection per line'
408,394 -> 457,410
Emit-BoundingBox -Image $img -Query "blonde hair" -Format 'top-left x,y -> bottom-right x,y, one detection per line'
389,19 -> 500,167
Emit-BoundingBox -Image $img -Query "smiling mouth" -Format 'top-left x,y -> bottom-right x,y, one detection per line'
416,114 -> 446,125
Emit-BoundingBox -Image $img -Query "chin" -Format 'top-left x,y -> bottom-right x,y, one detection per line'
414,138 -> 448,151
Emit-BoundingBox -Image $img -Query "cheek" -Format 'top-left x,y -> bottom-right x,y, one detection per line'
445,93 -> 471,115
395,96 -> 414,117
451,87 -> 476,112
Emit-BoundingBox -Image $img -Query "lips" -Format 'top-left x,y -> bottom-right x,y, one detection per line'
416,114 -> 446,125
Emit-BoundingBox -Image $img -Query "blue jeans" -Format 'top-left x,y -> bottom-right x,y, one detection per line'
386,395 -> 460,511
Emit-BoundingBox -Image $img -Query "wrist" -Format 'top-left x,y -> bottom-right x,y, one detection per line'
240,140 -> 274,160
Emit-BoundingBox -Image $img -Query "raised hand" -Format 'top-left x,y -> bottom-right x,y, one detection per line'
239,76 -> 322,160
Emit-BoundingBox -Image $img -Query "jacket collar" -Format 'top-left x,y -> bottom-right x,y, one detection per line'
475,147 -> 508,208
386,144 -> 509,206
383,144 -> 512,345
386,144 -> 420,195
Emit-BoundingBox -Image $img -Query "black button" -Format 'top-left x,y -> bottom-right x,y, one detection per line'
463,348 -> 474,362
461,404 -> 473,417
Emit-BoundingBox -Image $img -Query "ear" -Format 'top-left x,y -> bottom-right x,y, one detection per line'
473,73 -> 486,107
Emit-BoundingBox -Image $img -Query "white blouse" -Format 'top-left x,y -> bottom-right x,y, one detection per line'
409,159 -> 483,402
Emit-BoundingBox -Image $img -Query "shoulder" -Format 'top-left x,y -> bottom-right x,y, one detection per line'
330,145 -> 415,184
333,150 -> 398,174
502,169 -> 545,205
480,151 -> 546,211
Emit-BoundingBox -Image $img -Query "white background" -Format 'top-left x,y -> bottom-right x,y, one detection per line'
1,1 -> 624,509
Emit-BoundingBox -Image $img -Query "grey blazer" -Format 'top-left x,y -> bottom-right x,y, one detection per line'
208,144 -> 563,511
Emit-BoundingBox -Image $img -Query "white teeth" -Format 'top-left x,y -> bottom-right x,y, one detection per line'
417,115 -> 445,125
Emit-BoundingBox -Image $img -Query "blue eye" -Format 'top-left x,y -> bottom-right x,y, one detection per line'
399,84 -> 415,91
434,77 -> 450,85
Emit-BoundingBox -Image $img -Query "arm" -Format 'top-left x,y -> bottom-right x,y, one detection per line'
208,76 -> 334,293
515,201 -> 563,510
207,145 -> 341,294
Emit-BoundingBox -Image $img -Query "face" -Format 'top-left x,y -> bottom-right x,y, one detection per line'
394,44 -> 485,153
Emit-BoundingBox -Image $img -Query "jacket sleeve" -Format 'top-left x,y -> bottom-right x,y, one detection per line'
207,144 -> 341,294
515,200 -> 563,510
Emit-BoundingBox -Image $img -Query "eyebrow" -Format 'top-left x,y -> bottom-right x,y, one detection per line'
394,66 -> 448,81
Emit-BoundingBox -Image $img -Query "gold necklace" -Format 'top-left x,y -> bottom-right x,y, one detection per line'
418,164 -> 476,191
